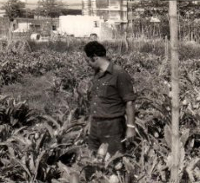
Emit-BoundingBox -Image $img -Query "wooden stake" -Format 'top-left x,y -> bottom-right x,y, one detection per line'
169,1 -> 180,183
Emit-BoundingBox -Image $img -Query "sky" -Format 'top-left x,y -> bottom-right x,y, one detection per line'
0,0 -> 82,9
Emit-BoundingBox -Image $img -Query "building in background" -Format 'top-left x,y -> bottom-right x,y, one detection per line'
0,10 -> 5,17
82,0 -> 128,24
82,0 -> 129,39
13,18 -> 59,34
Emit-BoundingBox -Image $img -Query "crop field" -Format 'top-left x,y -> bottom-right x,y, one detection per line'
0,39 -> 200,183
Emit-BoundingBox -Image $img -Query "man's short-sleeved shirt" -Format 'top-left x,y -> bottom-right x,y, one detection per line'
90,62 -> 135,118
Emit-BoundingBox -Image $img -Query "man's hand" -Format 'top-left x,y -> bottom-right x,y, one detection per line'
126,127 -> 136,144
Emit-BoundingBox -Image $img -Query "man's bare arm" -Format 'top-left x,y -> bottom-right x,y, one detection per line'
125,101 -> 136,141
126,101 -> 135,127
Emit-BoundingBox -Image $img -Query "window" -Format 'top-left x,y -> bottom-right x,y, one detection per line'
33,24 -> 41,31
94,21 -> 99,27
96,0 -> 109,8
35,25 -> 41,28
52,25 -> 56,30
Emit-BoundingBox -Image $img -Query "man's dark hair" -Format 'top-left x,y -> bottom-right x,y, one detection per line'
84,41 -> 106,58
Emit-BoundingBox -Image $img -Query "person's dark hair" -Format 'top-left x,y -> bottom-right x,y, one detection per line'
84,41 -> 106,58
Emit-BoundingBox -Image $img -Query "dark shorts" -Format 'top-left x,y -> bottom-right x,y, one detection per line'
88,116 -> 126,155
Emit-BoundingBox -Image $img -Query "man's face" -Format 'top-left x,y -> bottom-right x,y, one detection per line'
84,55 -> 99,70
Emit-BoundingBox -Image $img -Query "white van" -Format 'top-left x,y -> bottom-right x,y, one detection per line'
57,15 -> 102,39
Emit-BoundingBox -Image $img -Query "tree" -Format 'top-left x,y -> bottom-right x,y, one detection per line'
1,0 -> 26,45
36,0 -> 64,18
60,9 -> 82,16
169,1 -> 180,183
21,8 -> 35,18
1,0 -> 25,21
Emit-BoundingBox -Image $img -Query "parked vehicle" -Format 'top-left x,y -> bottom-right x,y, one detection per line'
57,15 -> 103,39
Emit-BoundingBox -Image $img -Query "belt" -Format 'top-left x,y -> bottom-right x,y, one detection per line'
92,116 -> 124,121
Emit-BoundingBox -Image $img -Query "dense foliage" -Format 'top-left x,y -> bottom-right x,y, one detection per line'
0,40 -> 199,182
1,0 -> 25,21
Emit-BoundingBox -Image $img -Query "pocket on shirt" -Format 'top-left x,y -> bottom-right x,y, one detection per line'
98,82 -> 108,97
98,82 -> 115,98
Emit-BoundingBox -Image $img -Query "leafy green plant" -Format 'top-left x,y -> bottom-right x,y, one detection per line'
0,39 -> 200,182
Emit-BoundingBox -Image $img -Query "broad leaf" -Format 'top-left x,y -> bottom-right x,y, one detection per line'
164,125 -> 172,149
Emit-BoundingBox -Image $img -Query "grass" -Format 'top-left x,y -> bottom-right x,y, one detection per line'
28,38 -> 88,53
1,73 -> 63,114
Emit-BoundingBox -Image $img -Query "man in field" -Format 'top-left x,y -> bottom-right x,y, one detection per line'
84,41 -> 136,155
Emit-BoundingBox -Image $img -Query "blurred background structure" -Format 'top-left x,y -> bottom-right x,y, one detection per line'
1,0 -> 200,42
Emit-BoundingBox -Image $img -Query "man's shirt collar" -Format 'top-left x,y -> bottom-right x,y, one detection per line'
105,62 -> 113,74
95,62 -> 113,78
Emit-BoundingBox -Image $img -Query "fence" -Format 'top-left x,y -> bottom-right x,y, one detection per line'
126,17 -> 200,43
1,17 -> 200,43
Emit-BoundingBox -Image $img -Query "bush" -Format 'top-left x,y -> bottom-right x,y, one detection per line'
28,38 -> 88,53
179,41 -> 200,60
